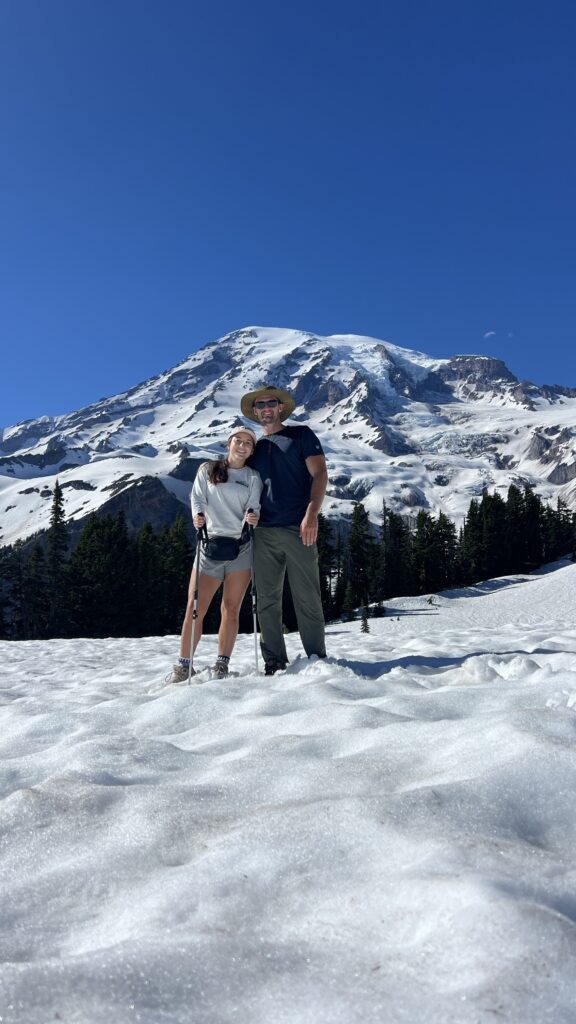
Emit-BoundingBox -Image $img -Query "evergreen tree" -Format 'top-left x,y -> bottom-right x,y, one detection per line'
0,550 -> 7,639
345,502 -> 373,607
332,528 -> 347,618
542,497 -> 575,563
167,515 -> 194,622
342,581 -> 356,621
361,606 -> 370,632
66,512 -> 137,637
46,480 -> 69,636
412,510 -> 437,594
381,508 -> 415,597
480,491 -> 507,580
432,512 -> 458,591
412,509 -> 458,594
502,484 -> 527,574
134,523 -> 165,635
21,544 -> 49,638
316,511 -> 335,618
522,487 -> 544,568
160,515 -> 194,632
369,502 -> 388,602
460,499 -> 484,583
0,543 -> 24,639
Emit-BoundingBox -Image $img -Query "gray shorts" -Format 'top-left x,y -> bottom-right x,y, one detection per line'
198,540 -> 252,580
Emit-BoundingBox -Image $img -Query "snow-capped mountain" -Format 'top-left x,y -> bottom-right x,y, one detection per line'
1,326 -> 576,547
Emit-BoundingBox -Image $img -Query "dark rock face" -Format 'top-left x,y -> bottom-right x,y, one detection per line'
441,355 -> 518,385
528,433 -> 552,460
529,427 -> 576,470
169,458 -> 205,483
61,480 -> 97,492
435,356 -> 549,409
326,474 -> 372,502
0,445 -> 91,473
547,462 -> 576,485
399,485 -> 429,508
96,477 -> 194,536
370,427 -> 414,455
0,418 -> 56,454
541,384 -> 576,400
383,353 -> 454,404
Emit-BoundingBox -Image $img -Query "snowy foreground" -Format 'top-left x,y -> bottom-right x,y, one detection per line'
2,562 -> 576,1024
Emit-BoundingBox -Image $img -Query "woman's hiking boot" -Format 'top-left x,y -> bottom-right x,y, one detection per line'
165,662 -> 195,684
212,656 -> 230,679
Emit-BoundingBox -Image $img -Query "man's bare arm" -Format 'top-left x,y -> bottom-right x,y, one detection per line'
300,455 -> 328,545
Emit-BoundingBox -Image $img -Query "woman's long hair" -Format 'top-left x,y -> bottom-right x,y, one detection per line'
207,459 -> 228,485
207,434 -> 253,484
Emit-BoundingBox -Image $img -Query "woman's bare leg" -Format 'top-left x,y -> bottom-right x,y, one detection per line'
218,570 -> 251,658
180,570 -> 222,659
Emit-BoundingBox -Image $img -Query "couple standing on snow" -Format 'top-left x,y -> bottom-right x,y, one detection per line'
166,385 -> 328,682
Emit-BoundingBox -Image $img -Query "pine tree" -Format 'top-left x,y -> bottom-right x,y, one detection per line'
345,502 -> 373,607
381,508 -> 415,598
460,499 -> 484,583
332,528 -> 347,618
46,480 -> 69,636
0,549 -> 7,638
21,544 -> 49,638
522,487 -> 544,568
134,523 -> 165,635
502,484 -> 527,574
480,491 -> 507,580
0,542 -> 24,639
432,512 -> 458,590
66,512 -> 137,637
342,581 -> 356,622
412,510 -> 437,594
369,502 -> 388,601
361,606 -> 370,632
542,497 -> 575,563
161,514 -> 194,633
316,511 -> 335,618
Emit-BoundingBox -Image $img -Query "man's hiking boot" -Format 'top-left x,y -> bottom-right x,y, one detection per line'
165,663 -> 195,685
212,656 -> 230,679
264,659 -> 286,676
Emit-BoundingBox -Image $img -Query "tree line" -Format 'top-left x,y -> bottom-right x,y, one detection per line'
320,485 -> 576,622
1,481 -> 575,640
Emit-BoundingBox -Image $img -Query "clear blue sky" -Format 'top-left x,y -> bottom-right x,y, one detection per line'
1,0 -> 574,426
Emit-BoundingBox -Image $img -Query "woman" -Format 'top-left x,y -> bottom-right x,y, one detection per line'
166,427 -> 262,682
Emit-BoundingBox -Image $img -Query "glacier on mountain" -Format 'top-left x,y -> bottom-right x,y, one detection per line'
1,327 -> 575,547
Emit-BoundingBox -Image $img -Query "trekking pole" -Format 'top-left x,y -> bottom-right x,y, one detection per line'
247,509 -> 259,674
188,521 -> 207,683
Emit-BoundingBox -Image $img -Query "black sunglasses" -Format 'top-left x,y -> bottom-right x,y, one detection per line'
253,399 -> 280,409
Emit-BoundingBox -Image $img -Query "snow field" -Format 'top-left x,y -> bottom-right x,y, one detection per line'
1,561 -> 576,1022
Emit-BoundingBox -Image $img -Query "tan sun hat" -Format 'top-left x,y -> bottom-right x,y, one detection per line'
240,386 -> 296,423
227,426 -> 257,446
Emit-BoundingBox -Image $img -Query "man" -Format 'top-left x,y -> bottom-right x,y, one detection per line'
241,385 -> 328,674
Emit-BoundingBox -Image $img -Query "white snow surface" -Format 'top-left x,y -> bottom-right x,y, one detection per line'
2,560 -> 576,1022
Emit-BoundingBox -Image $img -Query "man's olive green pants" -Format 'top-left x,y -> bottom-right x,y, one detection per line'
253,526 -> 326,665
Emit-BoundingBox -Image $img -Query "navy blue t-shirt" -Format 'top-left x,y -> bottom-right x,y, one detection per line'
248,425 -> 324,527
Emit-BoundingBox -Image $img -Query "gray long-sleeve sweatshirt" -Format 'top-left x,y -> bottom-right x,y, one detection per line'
191,463 -> 262,538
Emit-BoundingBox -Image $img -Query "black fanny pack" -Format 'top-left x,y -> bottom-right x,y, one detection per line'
204,536 -> 242,561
